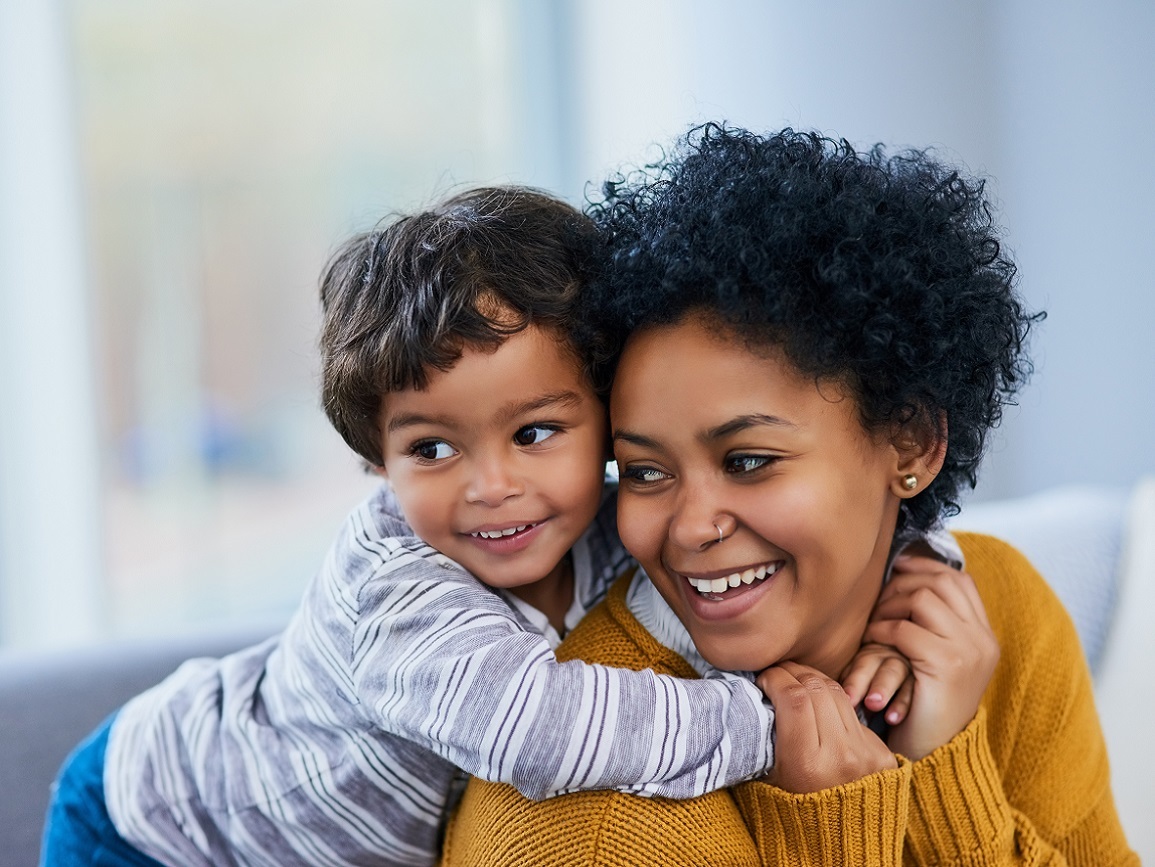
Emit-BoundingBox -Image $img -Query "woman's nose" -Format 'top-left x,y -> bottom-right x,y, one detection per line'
667,486 -> 726,552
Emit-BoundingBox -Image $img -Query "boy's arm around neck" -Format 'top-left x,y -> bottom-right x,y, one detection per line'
347,514 -> 777,799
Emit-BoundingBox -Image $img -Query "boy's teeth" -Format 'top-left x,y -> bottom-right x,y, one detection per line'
474,524 -> 530,539
688,562 -> 781,596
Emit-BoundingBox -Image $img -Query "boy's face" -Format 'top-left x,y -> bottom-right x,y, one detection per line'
378,325 -> 607,595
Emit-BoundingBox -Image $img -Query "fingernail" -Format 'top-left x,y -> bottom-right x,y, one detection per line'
887,710 -> 901,723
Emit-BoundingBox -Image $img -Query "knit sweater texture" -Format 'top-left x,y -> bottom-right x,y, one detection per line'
440,532 -> 1138,866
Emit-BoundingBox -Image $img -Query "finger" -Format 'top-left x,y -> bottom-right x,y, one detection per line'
884,563 -> 985,627
863,617 -> 950,666
953,570 -> 993,629
759,665 -> 821,752
884,675 -> 915,725
873,584 -> 963,639
839,651 -> 884,707
778,662 -> 861,742
890,553 -> 953,574
862,655 -> 911,712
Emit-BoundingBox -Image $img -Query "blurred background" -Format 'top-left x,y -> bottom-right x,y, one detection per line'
1,0 -> 1153,651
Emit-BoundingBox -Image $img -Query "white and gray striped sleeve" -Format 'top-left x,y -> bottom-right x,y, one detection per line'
348,545 -> 776,801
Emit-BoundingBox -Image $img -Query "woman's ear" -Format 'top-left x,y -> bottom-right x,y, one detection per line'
890,411 -> 947,498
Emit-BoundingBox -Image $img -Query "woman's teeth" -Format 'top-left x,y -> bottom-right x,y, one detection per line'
686,562 -> 781,595
471,524 -> 533,540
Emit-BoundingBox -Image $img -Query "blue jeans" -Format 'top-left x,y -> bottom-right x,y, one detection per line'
40,714 -> 166,866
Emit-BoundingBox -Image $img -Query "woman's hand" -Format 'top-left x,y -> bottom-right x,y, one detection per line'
863,555 -> 999,760
756,661 -> 897,793
840,642 -> 914,725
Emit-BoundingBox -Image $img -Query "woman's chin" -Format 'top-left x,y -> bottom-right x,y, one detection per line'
689,632 -> 779,674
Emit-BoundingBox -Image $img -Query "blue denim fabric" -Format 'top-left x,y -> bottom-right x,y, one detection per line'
40,714 -> 166,866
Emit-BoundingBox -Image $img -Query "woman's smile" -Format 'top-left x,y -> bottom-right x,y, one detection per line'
611,315 -> 904,676
669,557 -> 785,623
677,559 -> 784,596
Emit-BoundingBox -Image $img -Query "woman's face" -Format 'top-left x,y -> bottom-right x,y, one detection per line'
610,317 -> 905,676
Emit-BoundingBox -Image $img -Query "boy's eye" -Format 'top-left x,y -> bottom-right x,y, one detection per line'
513,425 -> 559,446
411,440 -> 457,462
619,464 -> 670,485
725,454 -> 774,475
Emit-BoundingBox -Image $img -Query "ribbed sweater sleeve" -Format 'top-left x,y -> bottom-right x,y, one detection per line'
892,533 -> 1138,867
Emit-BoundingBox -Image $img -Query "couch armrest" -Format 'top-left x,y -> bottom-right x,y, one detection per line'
0,620 -> 281,866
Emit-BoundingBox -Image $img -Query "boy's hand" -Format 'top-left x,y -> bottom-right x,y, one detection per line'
756,661 -> 897,793
863,555 -> 999,760
840,642 -> 914,725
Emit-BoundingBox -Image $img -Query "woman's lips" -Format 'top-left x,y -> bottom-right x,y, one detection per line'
672,560 -> 785,622
682,561 -> 783,596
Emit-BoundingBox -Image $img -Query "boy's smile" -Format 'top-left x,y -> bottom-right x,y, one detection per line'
378,324 -> 607,614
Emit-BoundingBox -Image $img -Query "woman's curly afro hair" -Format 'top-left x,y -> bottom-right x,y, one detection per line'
582,124 -> 1043,532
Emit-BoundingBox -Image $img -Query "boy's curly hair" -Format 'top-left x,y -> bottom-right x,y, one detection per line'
582,124 -> 1043,531
320,186 -> 597,467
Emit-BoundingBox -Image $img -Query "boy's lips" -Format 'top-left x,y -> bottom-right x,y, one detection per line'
463,519 -> 548,553
469,522 -> 540,540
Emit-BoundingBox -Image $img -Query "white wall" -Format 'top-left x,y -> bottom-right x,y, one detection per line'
564,0 -> 1155,504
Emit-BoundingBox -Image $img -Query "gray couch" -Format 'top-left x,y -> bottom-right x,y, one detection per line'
3,482 -> 1151,866
0,621 -> 279,865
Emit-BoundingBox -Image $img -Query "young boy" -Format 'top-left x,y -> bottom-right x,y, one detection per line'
41,187 -> 786,867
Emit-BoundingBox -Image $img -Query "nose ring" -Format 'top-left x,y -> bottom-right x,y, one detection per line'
714,522 -> 725,544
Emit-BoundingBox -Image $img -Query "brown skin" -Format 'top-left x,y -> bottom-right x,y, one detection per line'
611,316 -> 992,792
865,554 -> 1000,760
377,324 -> 608,634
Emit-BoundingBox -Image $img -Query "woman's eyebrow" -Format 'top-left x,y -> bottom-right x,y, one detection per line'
614,414 -> 795,449
705,414 -> 796,440
612,429 -> 660,449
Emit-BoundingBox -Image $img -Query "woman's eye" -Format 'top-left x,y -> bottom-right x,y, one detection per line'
412,440 -> 457,462
514,425 -> 559,446
725,454 -> 773,474
620,465 -> 670,484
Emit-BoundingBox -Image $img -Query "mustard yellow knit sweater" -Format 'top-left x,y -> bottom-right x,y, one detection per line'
440,533 -> 1137,866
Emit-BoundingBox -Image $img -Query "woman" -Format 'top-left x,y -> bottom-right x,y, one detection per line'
439,126 -> 1137,865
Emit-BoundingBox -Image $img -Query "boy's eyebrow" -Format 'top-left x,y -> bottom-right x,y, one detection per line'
386,391 -> 586,434
498,390 -> 585,423
385,412 -> 458,434
613,414 -> 795,449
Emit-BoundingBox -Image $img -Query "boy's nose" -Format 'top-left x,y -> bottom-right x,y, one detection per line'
465,456 -> 524,506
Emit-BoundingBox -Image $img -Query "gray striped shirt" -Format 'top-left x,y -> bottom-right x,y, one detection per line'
105,483 -> 776,866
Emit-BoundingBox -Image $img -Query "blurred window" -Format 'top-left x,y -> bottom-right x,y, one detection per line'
5,0 -> 570,644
